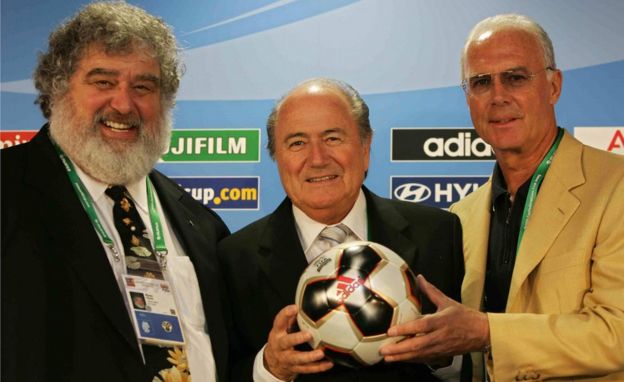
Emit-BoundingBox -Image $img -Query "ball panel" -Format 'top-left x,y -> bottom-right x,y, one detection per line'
395,299 -> 421,326
352,335 -> 396,366
368,242 -> 405,265
350,295 -> 394,337
300,278 -> 335,322
368,262 -> 407,304
295,249 -> 342,310
296,313 -> 322,348
316,309 -> 361,348
339,244 -> 382,277
401,265 -> 422,309
322,347 -> 365,369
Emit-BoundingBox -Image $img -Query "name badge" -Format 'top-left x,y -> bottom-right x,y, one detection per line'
123,275 -> 185,346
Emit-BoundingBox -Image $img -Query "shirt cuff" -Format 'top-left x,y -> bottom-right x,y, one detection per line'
431,355 -> 462,382
253,344 -> 289,382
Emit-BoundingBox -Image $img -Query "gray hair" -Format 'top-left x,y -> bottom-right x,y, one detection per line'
460,13 -> 556,79
266,77 -> 372,159
34,1 -> 181,118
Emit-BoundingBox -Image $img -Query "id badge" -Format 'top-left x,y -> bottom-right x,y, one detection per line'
123,275 -> 185,346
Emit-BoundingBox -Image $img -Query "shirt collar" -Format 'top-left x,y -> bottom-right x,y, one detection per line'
490,162 -> 533,212
490,163 -> 509,206
292,189 -> 367,254
72,160 -> 148,213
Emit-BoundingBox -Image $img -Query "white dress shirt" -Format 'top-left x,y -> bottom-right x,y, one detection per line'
74,163 -> 217,382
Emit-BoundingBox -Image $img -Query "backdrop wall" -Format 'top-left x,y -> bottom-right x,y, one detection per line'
2,0 -> 623,232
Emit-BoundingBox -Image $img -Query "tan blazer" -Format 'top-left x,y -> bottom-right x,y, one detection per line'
450,131 -> 624,381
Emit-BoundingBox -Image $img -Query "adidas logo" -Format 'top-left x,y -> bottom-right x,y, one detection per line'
336,275 -> 364,302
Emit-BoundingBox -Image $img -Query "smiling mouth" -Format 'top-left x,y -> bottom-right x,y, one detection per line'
490,117 -> 520,124
102,119 -> 136,131
307,175 -> 338,183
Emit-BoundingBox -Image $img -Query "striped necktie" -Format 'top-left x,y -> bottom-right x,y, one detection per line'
319,224 -> 349,247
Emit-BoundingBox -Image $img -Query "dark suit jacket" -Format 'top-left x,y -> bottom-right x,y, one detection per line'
218,189 -> 465,382
1,127 -> 231,382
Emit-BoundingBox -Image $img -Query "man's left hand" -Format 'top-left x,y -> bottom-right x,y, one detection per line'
380,274 -> 490,362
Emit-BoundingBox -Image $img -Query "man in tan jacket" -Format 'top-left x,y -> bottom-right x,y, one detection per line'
380,13 -> 624,381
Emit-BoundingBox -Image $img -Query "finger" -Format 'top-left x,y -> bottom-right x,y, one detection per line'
380,332 -> 427,356
291,359 -> 334,375
381,334 -> 443,362
277,330 -> 313,350
386,316 -> 429,337
273,347 -> 329,376
287,348 -> 326,365
384,351 -> 423,363
416,274 -> 450,309
284,348 -> 333,374
272,304 -> 298,333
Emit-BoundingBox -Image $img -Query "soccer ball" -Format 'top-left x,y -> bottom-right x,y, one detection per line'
295,240 -> 421,368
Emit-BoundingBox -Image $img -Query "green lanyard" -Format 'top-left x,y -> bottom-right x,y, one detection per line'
516,127 -> 564,252
53,143 -> 168,265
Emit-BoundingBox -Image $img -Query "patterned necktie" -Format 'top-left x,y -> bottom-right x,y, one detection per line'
319,224 -> 349,246
105,185 -> 163,280
105,185 -> 190,381
316,224 -> 350,256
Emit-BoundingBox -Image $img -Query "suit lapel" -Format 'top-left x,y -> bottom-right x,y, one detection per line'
454,182 -> 491,311
149,171 -> 217,276
149,171 -> 230,380
25,129 -> 140,354
364,188 -> 418,265
258,198 -> 309,304
507,132 -> 584,309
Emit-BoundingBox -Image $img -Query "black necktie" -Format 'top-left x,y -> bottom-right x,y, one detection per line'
105,185 -> 163,280
105,185 -> 190,380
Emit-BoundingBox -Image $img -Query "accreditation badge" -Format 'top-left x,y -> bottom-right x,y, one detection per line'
123,275 -> 185,346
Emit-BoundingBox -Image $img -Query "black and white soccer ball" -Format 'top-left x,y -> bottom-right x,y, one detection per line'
295,240 -> 421,368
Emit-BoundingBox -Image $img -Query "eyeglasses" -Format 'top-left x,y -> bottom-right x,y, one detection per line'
461,67 -> 554,96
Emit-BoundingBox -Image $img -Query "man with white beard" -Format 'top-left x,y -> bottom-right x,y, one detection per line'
1,3 -> 230,382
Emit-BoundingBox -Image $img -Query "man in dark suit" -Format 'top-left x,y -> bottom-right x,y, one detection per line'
218,78 -> 466,381
1,3 -> 230,381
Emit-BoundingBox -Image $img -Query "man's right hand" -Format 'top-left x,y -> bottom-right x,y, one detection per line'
264,305 -> 334,381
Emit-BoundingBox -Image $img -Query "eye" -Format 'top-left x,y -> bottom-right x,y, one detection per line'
325,135 -> 343,146
503,71 -> 530,87
287,140 -> 306,151
469,75 -> 491,92
133,83 -> 155,94
93,79 -> 114,89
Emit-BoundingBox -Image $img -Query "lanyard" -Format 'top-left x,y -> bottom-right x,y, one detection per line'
53,143 -> 168,265
516,127 -> 564,251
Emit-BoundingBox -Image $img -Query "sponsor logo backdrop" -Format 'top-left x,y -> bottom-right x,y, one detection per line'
2,0 -> 623,232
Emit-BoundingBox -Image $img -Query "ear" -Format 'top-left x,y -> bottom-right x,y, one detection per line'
549,69 -> 563,105
362,135 -> 372,171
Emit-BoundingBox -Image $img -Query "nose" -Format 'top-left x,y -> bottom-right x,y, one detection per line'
109,85 -> 134,115
308,140 -> 330,166
490,75 -> 510,105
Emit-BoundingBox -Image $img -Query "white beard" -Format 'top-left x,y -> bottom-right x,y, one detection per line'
49,94 -> 171,185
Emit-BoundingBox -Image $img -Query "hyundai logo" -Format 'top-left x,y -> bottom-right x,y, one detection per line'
394,183 -> 431,202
